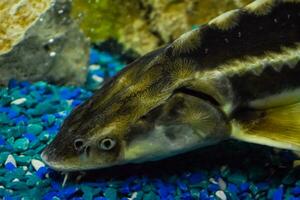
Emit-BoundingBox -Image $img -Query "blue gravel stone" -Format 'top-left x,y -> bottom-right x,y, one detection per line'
227,183 -> 239,193
292,186 -> 300,195
61,186 -> 79,198
189,172 -> 205,184
23,132 -> 37,142
272,187 -> 283,200
240,182 -> 250,192
5,162 -> 16,171
36,167 -> 48,178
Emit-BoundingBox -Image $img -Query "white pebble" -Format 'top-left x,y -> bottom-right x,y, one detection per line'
31,159 -> 45,171
25,171 -> 32,175
128,192 -> 137,200
12,178 -> 20,182
89,64 -> 101,71
218,178 -> 227,190
209,177 -> 218,184
92,75 -> 104,83
66,100 -> 73,106
215,190 -> 227,200
5,155 -> 16,167
11,98 -> 27,105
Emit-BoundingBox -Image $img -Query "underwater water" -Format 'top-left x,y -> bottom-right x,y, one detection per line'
0,48 -> 299,200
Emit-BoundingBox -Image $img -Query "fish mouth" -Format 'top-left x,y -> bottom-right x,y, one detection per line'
40,150 -> 123,172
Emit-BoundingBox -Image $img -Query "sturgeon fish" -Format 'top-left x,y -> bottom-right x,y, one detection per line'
42,0 -> 300,171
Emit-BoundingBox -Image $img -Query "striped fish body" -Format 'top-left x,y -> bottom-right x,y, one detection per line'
41,0 -> 300,171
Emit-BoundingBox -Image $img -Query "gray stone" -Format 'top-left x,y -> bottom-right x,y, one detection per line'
0,0 -> 89,86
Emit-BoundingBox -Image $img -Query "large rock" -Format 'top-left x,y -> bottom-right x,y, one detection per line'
72,0 -> 252,55
0,0 -> 89,86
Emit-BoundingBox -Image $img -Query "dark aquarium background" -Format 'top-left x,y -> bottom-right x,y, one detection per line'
0,0 -> 300,199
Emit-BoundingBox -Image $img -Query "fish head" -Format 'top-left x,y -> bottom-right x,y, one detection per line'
41,46 -> 230,171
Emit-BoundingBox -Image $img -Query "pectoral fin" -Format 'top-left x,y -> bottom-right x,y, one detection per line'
231,102 -> 300,151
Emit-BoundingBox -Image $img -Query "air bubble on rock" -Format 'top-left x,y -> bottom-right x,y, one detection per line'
216,190 -> 227,200
50,52 -> 56,57
31,159 -> 45,171
48,38 -> 55,43
11,98 -> 26,105
39,18 -> 44,22
58,9 -> 64,14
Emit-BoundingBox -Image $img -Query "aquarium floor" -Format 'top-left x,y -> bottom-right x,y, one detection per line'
0,48 -> 300,200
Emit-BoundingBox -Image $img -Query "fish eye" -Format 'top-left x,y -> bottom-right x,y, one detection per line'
98,138 -> 116,151
74,139 -> 85,151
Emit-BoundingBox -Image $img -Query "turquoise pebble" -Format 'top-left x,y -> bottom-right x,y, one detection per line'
26,174 -> 41,187
134,191 -> 144,200
13,138 -> 29,152
6,180 -> 28,190
27,124 -> 43,135
0,113 -> 9,124
143,191 -> 158,200
227,172 -> 247,185
38,131 -> 50,141
29,140 -> 40,149
104,187 -> 117,200
0,152 -> 10,165
190,188 -> 200,199
8,126 -> 24,138
81,185 -> 94,200
15,155 -> 31,165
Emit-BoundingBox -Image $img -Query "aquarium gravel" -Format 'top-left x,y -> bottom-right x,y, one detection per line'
1,48 -> 300,200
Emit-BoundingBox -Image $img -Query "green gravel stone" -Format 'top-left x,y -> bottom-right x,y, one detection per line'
27,124 -> 43,135
0,152 -> 9,165
6,137 -> 15,146
0,113 -> 9,124
81,185 -> 94,200
296,180 -> 300,186
248,167 -> 266,181
143,184 -> 155,192
190,180 -> 209,188
249,183 -> 259,195
13,138 -> 29,152
6,180 -> 28,190
225,190 -> 239,200
34,144 -> 46,154
0,176 -> 7,184
15,155 -> 31,165
0,168 -> 7,176
282,170 -> 297,185
26,175 -> 41,187
267,188 -> 275,199
104,187 -> 117,200
227,172 -> 247,185
39,131 -> 50,141
7,126 -> 24,138
190,188 -> 200,199
29,140 -> 40,149
143,191 -> 158,200
134,191 -> 144,200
